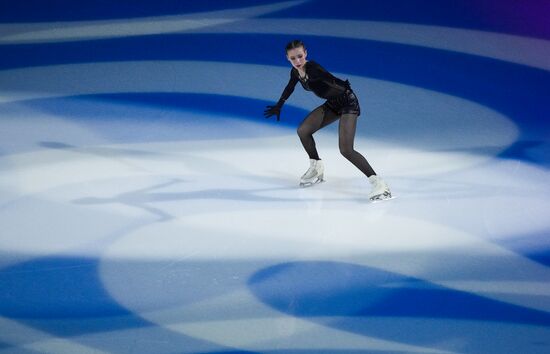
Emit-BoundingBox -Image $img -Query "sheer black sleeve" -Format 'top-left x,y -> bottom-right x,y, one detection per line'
277,69 -> 299,105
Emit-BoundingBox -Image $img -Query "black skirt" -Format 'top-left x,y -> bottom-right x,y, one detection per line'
323,89 -> 361,116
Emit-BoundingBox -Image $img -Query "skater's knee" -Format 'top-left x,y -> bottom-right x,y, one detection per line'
339,145 -> 355,159
297,125 -> 310,138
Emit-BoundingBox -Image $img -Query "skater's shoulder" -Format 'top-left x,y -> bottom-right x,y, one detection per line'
305,60 -> 328,74
306,60 -> 319,69
308,60 -> 324,67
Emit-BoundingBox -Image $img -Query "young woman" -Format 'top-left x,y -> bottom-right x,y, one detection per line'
264,40 -> 392,201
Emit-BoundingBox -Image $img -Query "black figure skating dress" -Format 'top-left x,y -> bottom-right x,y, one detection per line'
278,60 -> 360,116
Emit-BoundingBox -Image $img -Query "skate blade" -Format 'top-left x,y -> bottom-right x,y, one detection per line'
369,192 -> 394,202
299,178 -> 324,188
370,196 -> 395,203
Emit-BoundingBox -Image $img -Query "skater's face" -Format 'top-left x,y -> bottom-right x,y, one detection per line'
286,46 -> 307,71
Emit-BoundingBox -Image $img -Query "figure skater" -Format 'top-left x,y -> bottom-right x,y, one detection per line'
264,39 -> 392,201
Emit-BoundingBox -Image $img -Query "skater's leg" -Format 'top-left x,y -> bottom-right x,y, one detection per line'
338,113 -> 376,177
297,106 -> 338,187
297,105 -> 339,160
338,114 -> 392,199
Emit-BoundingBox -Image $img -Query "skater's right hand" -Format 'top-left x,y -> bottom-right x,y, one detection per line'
263,103 -> 282,121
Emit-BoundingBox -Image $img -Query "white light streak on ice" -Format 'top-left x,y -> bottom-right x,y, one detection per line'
1,15 -> 548,71
0,1 -> 306,43
205,19 -> 550,72
0,316 -> 112,354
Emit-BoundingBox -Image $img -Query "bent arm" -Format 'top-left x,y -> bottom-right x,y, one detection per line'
308,61 -> 350,92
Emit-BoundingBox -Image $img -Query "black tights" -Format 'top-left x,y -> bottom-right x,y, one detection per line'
296,105 -> 376,177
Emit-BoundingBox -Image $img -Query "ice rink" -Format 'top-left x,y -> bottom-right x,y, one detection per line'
1,1 -> 549,353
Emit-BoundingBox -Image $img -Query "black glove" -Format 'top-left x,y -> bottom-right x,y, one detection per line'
264,100 -> 284,121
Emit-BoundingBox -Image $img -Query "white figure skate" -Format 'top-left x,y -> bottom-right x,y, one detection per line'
368,175 -> 393,201
300,159 -> 325,187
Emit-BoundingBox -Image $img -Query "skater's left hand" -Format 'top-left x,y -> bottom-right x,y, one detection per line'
264,104 -> 282,121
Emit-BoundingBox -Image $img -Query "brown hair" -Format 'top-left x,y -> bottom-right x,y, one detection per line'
285,39 -> 306,53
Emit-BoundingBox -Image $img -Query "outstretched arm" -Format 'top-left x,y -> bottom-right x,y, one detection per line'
264,70 -> 299,121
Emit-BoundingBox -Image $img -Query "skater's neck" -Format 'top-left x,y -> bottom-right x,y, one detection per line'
297,61 -> 308,78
